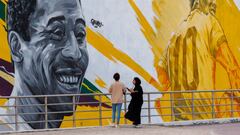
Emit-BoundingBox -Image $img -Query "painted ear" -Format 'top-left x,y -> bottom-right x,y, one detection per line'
8,31 -> 23,63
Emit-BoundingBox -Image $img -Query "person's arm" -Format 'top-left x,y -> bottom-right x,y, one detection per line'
109,85 -> 113,94
122,87 -> 127,95
122,88 -> 126,94
122,84 -> 127,94
216,43 -> 240,89
127,88 -> 136,93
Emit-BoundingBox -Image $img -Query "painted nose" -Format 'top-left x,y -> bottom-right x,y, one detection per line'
62,32 -> 82,60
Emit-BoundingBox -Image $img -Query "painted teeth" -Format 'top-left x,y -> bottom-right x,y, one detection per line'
59,76 -> 79,84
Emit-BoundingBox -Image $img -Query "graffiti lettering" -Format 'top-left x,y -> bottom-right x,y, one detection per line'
91,19 -> 104,28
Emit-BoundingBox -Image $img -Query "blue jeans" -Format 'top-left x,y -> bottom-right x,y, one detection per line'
112,103 -> 122,124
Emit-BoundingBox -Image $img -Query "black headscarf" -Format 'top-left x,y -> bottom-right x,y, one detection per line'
134,77 -> 141,86
132,77 -> 143,101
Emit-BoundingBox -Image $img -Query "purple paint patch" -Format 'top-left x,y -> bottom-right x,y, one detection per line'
0,77 -> 13,96
0,58 -> 14,96
78,95 -> 111,108
0,58 -> 14,73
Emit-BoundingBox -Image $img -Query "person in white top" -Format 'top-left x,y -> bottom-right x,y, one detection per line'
109,73 -> 126,128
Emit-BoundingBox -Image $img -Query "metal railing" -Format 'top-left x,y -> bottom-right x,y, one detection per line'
0,89 -> 240,132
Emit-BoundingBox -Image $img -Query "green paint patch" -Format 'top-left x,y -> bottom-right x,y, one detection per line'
0,1 -> 6,21
81,79 -> 111,108
81,79 -> 102,94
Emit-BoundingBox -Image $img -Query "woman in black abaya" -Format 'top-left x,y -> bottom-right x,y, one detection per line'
125,77 -> 143,127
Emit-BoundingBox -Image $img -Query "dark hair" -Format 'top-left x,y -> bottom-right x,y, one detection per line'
7,0 -> 82,41
134,77 -> 141,86
7,0 -> 37,41
113,73 -> 120,81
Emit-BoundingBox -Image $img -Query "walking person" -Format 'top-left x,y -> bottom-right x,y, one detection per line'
125,77 -> 143,128
109,73 -> 126,128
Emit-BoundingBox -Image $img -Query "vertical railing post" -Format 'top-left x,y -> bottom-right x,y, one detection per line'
231,90 -> 234,118
124,93 -> 127,124
99,94 -> 102,126
211,91 -> 215,119
191,91 -> 194,120
45,96 -> 48,129
14,97 -> 18,131
147,93 -> 151,124
72,95 -> 76,128
170,92 -> 174,122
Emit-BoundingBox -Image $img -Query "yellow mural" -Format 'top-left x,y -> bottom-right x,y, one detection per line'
129,0 -> 240,121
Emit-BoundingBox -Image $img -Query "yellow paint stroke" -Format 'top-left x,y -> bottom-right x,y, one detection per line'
128,0 -> 163,68
0,98 -> 7,106
0,20 -> 11,62
0,71 -> 14,85
0,0 -> 11,62
86,27 -> 162,91
128,0 -> 190,92
128,0 -> 189,69
95,76 -> 107,89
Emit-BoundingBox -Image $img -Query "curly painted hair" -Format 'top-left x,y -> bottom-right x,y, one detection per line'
7,0 -> 82,41
7,0 -> 37,41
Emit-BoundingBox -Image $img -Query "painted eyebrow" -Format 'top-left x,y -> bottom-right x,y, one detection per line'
75,18 -> 86,27
47,16 -> 66,26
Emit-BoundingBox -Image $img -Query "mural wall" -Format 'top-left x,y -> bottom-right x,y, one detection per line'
1,0 -> 240,131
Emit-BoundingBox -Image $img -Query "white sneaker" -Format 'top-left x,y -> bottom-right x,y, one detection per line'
133,125 -> 141,128
115,124 -> 120,128
110,123 -> 115,127
136,125 -> 141,128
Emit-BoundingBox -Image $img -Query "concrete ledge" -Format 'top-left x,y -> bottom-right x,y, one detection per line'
1,118 -> 240,134
158,118 -> 240,126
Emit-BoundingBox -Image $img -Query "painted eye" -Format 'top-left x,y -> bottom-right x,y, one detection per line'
51,27 -> 65,41
75,31 -> 86,43
54,29 -> 64,37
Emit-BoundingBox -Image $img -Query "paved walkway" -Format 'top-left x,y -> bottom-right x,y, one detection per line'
4,123 -> 240,135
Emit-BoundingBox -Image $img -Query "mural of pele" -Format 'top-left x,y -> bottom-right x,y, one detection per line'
0,0 -> 89,130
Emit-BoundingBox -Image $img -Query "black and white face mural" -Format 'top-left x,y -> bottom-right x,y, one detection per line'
5,0 -> 88,129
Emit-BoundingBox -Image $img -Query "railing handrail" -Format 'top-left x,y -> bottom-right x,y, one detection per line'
0,89 -> 239,99
0,89 -> 240,133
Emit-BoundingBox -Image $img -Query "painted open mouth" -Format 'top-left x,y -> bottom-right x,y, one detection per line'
55,68 -> 82,85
